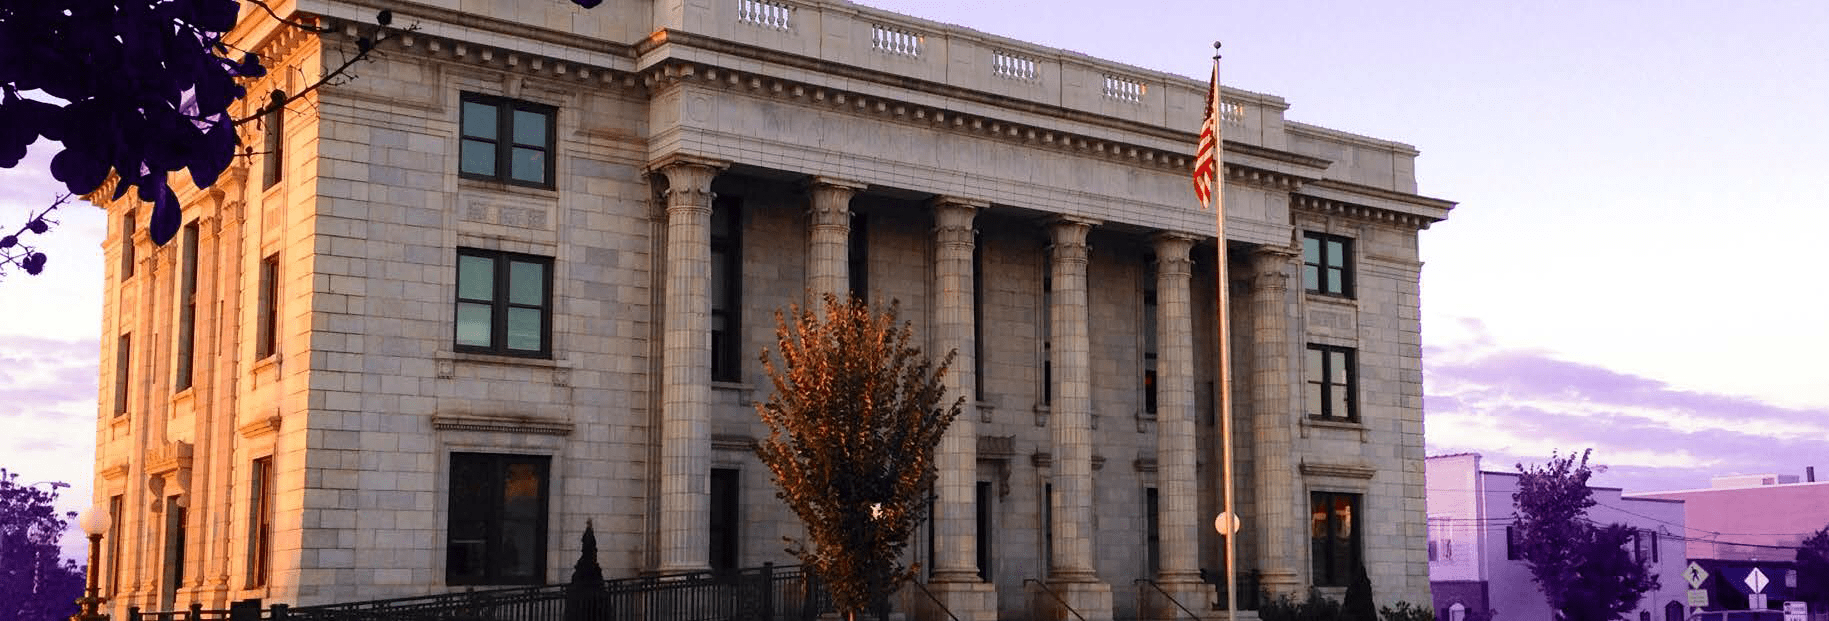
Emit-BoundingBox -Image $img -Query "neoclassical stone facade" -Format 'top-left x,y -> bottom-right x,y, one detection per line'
86,1 -> 1453,620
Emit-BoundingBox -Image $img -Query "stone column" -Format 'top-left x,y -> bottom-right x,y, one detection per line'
926,198 -> 996,620
806,177 -> 863,305
1249,244 -> 1300,596
654,157 -> 725,573
1046,217 -> 1113,620
1151,234 -> 1208,612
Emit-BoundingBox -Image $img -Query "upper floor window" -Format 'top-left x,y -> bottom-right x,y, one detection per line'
447,452 -> 550,585
710,197 -> 742,382
262,92 -> 284,189
120,211 -> 136,280
113,334 -> 131,416
175,222 -> 200,391
256,254 -> 280,360
1305,344 -> 1357,422
848,212 -> 868,303
1142,254 -> 1158,415
1302,232 -> 1353,297
456,248 -> 553,357
459,93 -> 556,188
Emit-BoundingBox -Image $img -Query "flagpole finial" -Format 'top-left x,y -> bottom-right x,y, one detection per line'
1213,41 -> 1222,59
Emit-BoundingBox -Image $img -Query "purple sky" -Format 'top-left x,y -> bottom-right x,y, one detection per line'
6,0 -> 1829,558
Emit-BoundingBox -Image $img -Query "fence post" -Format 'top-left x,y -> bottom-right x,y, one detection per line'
270,603 -> 289,620
229,598 -> 262,621
188,602 -> 203,621
760,563 -> 775,621
127,606 -> 141,621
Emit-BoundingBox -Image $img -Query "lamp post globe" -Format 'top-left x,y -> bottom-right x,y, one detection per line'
72,504 -> 110,621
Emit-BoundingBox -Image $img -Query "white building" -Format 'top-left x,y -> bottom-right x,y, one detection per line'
86,1 -> 1455,619
1426,453 -> 1691,621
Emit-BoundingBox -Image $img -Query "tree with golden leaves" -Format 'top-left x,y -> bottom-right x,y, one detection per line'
754,294 -> 962,619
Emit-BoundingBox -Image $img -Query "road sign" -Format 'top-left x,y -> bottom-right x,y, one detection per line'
1745,567 -> 1769,593
1749,593 -> 1767,609
1785,601 -> 1809,621
1686,589 -> 1708,607
1684,562 -> 1709,588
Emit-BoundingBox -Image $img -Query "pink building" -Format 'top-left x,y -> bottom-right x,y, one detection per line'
1629,471 -> 1829,611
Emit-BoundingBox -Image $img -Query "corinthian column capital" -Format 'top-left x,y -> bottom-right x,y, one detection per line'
1046,216 -> 1099,264
1151,232 -> 1197,277
1251,244 -> 1298,290
649,155 -> 728,211
931,197 -> 985,247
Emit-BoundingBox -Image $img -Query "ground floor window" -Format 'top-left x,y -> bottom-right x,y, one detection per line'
448,453 -> 550,585
1309,491 -> 1361,586
709,468 -> 740,571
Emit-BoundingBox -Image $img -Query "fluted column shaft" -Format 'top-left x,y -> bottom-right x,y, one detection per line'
806,178 -> 862,304
1250,245 -> 1300,594
1152,234 -> 1201,582
1047,217 -> 1098,580
656,159 -> 723,572
930,199 -> 984,582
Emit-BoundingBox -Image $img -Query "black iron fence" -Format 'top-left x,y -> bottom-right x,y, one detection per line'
129,564 -> 833,621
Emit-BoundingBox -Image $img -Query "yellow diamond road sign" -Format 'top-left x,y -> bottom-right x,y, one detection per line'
1684,562 -> 1708,589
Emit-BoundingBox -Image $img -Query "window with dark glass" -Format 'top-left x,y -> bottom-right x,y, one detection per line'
1041,273 -> 1053,406
459,93 -> 556,188
106,495 -> 122,596
849,212 -> 868,302
1310,491 -> 1361,587
710,197 -> 742,382
248,457 -> 273,587
175,222 -> 199,391
1505,525 -> 1520,560
256,254 -> 280,359
1143,254 -> 1158,415
114,334 -> 131,416
262,92 -> 283,189
163,496 -> 187,597
1145,487 -> 1160,575
975,481 -> 992,580
709,468 -> 740,571
1302,232 -> 1353,297
447,453 -> 550,585
120,211 -> 136,280
1305,344 -> 1357,422
455,248 -> 553,357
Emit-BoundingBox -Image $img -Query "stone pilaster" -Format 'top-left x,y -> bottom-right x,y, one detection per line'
654,157 -> 725,573
1150,234 -> 1208,614
806,177 -> 863,305
1249,244 -> 1300,596
1046,217 -> 1112,620
925,198 -> 995,620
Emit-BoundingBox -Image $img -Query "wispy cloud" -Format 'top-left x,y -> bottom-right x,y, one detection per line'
1425,318 -> 1829,492
0,333 -> 100,561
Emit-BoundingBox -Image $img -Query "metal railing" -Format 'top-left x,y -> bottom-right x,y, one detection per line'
131,564 -> 834,621
1134,579 -> 1201,621
907,581 -> 960,621
1197,568 -> 1260,611
1022,579 -> 1087,621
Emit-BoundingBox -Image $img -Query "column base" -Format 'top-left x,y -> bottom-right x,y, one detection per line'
918,579 -> 997,621
1033,579 -> 1113,621
1146,578 -> 1217,621
1257,569 -> 1301,603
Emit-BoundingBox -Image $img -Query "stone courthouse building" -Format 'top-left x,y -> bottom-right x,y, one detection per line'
86,0 -> 1453,619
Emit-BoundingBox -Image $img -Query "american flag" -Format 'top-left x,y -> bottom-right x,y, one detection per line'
1192,56 -> 1220,210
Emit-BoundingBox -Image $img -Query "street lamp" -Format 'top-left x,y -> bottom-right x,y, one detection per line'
72,503 -> 110,621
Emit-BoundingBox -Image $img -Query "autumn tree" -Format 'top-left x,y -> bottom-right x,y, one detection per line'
1797,524 -> 1829,609
754,294 -> 962,620
1511,450 -> 1658,621
0,469 -> 85,621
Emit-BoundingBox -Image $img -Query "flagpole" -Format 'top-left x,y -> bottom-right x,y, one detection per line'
1211,40 -> 1238,621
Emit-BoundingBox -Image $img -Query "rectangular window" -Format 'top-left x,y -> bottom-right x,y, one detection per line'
1309,491 -> 1361,587
1506,525 -> 1520,560
1631,529 -> 1659,564
1304,345 -> 1357,422
256,254 -> 280,359
163,496 -> 187,599
120,211 -> 136,280
114,334 -> 131,416
1143,255 -> 1158,415
261,96 -> 283,189
455,248 -> 554,357
106,495 -> 122,596
1145,487 -> 1160,575
248,457 -> 273,587
459,93 -> 556,188
447,453 -> 550,585
709,468 -> 740,571
1042,273 -> 1053,406
849,212 -> 868,303
1042,483 -> 1053,572
972,236 -> 985,402
175,222 -> 200,391
1302,232 -> 1353,297
975,481 -> 993,580
710,197 -> 742,382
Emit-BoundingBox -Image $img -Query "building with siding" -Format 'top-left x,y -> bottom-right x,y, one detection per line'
86,1 -> 1454,619
1628,471 -> 1829,611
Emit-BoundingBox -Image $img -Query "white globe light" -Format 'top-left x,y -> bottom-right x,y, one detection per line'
1213,511 -> 1241,535
78,504 -> 111,536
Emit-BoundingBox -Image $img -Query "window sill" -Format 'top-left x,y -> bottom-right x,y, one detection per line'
252,353 -> 281,374
1305,293 -> 1358,308
171,386 -> 197,409
458,177 -> 559,199
711,380 -> 754,392
1302,417 -> 1368,443
436,351 -> 572,385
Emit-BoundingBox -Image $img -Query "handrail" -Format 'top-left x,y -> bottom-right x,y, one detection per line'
909,581 -> 962,621
1022,578 -> 1088,621
1134,579 -> 1202,621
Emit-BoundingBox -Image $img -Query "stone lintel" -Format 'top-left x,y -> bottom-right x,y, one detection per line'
1298,461 -> 1377,480
430,413 -> 574,436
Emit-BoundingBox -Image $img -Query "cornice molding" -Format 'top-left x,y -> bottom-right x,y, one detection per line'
1299,461 -> 1377,480
237,415 -> 282,439
430,413 -> 573,436
1291,193 -> 1443,231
